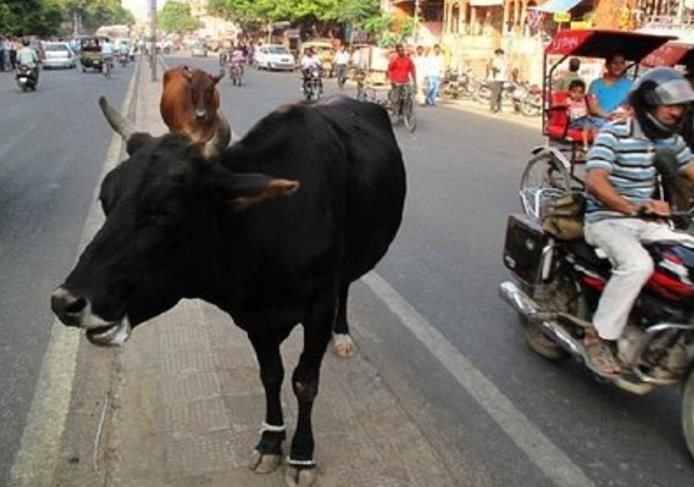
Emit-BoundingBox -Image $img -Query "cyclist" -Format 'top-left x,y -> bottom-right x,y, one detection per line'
101,38 -> 115,76
386,44 -> 417,113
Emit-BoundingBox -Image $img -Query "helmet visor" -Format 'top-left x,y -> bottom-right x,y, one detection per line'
655,78 -> 694,105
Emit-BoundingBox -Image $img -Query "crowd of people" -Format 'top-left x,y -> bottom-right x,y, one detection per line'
0,36 -> 23,71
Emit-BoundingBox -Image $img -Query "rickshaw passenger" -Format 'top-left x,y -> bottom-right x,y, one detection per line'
587,53 -> 632,122
567,79 -> 601,150
556,57 -> 583,92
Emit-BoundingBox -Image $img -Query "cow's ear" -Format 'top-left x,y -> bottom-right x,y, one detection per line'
220,173 -> 299,211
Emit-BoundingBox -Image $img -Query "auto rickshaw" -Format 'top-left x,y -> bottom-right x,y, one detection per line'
79,36 -> 109,73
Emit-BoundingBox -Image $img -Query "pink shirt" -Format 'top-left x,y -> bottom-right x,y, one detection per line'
568,98 -> 588,121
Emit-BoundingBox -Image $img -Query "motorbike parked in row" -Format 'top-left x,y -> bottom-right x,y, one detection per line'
512,81 -> 542,117
474,79 -> 518,107
441,67 -> 478,100
16,65 -> 38,92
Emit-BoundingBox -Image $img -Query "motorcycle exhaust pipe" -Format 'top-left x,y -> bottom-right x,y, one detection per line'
499,281 -> 582,356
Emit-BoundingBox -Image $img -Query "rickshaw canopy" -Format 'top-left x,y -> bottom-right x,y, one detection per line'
545,29 -> 676,61
641,42 -> 694,68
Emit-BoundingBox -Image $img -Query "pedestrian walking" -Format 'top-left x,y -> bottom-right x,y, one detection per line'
412,45 -> 428,105
488,48 -> 508,113
425,44 -> 445,106
334,45 -> 350,90
9,38 -> 18,70
0,37 -> 6,72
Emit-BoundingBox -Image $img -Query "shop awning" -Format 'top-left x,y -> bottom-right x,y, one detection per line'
531,0 -> 583,13
469,0 -> 503,6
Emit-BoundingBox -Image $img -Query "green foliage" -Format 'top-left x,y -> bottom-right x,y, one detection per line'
159,0 -> 200,34
0,0 -> 64,36
210,0 -> 381,24
59,0 -> 134,31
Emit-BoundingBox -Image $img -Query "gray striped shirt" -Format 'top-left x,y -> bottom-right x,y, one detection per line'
584,117 -> 693,222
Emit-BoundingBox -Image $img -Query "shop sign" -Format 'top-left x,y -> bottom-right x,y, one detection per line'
553,12 -> 571,23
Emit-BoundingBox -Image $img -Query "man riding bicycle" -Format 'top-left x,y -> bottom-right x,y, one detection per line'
387,44 -> 417,114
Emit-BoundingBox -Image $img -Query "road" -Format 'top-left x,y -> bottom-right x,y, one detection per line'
0,62 -> 135,486
2,53 -> 693,486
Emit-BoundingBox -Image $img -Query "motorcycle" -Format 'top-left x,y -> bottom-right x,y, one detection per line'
119,52 -> 128,67
474,79 -> 517,106
303,65 -> 323,101
512,81 -> 542,117
499,155 -> 694,459
16,65 -> 37,92
230,60 -> 244,86
442,67 -> 477,100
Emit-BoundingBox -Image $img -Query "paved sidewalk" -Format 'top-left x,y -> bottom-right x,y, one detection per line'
57,60 -> 458,487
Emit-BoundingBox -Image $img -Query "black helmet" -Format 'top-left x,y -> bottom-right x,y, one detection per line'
629,67 -> 694,138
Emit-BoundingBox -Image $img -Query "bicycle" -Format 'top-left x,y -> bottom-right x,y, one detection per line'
102,56 -> 113,79
388,83 -> 416,132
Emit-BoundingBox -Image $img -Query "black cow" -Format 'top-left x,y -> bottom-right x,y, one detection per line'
51,95 -> 406,486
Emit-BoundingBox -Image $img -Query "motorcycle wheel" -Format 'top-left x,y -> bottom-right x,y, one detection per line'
475,85 -> 491,104
520,94 -> 542,117
522,317 -> 567,361
682,367 -> 694,460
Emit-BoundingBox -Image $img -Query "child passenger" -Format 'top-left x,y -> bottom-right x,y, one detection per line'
567,79 -> 604,151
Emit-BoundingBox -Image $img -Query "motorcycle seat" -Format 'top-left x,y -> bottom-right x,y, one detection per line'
566,240 -> 611,270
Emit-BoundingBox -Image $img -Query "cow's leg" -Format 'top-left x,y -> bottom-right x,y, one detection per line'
285,298 -> 335,487
248,332 -> 287,474
332,283 -> 355,358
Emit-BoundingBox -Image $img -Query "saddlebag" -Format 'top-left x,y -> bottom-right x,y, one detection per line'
503,214 -> 552,285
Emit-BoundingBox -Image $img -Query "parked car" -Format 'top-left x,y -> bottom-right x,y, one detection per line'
254,45 -> 296,71
43,42 -> 77,69
191,43 -> 208,57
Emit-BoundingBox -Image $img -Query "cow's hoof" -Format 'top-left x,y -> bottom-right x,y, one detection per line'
332,333 -> 355,359
250,450 -> 283,474
284,464 -> 317,487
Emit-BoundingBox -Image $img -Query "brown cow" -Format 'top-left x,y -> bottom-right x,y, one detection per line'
160,65 -> 225,144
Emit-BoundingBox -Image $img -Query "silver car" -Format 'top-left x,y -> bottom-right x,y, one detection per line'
43,42 -> 76,69
191,43 -> 208,57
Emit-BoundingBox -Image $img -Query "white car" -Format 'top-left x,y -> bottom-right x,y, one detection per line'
254,45 -> 296,71
43,42 -> 76,69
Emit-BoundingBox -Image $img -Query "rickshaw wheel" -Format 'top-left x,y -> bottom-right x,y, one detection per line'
520,152 -> 571,193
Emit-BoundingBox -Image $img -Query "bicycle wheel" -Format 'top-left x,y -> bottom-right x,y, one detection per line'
519,152 -> 572,219
403,96 -> 416,132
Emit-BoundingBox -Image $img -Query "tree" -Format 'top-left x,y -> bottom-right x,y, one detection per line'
0,0 -> 64,36
159,0 -> 200,34
58,0 -> 135,32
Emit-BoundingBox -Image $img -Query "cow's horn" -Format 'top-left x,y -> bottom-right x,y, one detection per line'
98,96 -> 134,141
202,111 -> 231,158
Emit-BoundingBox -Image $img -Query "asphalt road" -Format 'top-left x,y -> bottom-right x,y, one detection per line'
3,52 -> 693,487
173,54 -> 694,487
0,62 -> 135,485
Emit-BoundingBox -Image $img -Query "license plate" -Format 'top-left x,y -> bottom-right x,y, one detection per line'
19,77 -> 27,82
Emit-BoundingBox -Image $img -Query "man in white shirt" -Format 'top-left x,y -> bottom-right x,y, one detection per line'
425,44 -> 445,106
101,39 -> 114,61
488,48 -> 508,113
412,45 -> 428,105
334,45 -> 350,89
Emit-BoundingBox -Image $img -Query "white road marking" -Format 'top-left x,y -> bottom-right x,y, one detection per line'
361,271 -> 596,487
9,61 -> 141,487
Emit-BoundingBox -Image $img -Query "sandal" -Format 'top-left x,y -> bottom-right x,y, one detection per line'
584,330 -> 622,377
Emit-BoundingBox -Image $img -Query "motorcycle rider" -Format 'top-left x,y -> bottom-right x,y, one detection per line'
16,39 -> 39,82
301,47 -> 322,96
101,38 -> 115,71
229,45 -> 245,82
584,67 -> 694,375
118,41 -> 129,64
386,44 -> 417,112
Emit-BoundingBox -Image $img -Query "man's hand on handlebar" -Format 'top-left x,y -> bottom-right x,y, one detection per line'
635,200 -> 671,217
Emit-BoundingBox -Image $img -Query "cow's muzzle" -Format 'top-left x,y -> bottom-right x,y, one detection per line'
51,287 -> 132,346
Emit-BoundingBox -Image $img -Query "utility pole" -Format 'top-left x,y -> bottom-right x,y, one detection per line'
150,0 -> 157,81
414,0 -> 421,43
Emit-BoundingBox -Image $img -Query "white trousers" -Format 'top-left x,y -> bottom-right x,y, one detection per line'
584,218 -> 694,340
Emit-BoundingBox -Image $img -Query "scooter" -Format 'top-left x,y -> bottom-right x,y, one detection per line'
16,64 -> 37,92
